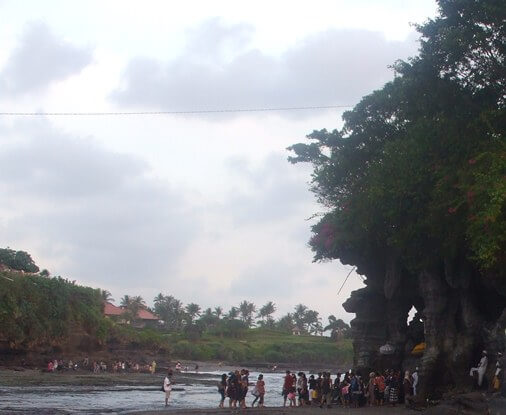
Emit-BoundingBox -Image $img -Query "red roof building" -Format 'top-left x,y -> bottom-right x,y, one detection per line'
103,302 -> 159,327
103,302 -> 124,316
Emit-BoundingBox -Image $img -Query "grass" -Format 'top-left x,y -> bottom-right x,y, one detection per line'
165,328 -> 353,365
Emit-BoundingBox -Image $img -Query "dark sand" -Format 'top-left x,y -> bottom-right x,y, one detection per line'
128,407 -> 412,414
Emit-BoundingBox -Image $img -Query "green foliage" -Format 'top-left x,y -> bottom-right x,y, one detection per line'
171,328 -> 353,364
0,271 -> 104,348
288,0 -> 505,278
0,248 -> 39,273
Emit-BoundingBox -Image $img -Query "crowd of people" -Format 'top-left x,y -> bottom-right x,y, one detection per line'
45,357 -> 159,374
175,367 -> 422,409
276,369 -> 418,409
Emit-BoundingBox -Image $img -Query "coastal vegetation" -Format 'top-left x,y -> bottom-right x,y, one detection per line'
0,250 -> 351,366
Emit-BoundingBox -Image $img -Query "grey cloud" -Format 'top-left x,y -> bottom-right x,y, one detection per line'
0,121 -> 199,288
112,20 -> 418,116
0,22 -> 92,94
222,153 -> 313,225
228,261 -> 299,299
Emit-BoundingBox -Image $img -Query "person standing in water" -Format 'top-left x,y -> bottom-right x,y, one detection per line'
163,369 -> 173,407
218,373 -> 227,408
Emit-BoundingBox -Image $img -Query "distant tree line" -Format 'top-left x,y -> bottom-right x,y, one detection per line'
102,290 -> 350,339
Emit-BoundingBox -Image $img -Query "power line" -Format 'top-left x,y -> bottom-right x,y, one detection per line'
337,266 -> 357,297
0,104 -> 353,117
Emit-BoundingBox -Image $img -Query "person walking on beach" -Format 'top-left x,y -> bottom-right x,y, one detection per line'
163,370 -> 173,407
251,374 -> 265,407
218,373 -> 227,408
239,369 -> 249,409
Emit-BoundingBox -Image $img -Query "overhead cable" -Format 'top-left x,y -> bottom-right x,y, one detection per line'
0,104 -> 353,117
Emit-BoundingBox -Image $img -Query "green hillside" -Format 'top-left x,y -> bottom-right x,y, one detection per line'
0,270 -> 352,366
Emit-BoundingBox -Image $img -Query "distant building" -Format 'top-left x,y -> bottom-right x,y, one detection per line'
103,302 -> 159,328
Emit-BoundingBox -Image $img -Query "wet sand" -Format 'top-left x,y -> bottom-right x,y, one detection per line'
126,406 -> 412,414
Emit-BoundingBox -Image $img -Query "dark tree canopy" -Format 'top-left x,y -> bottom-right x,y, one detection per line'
0,248 -> 40,273
289,0 -> 505,279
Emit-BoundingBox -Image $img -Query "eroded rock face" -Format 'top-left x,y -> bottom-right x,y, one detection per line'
343,257 -> 506,399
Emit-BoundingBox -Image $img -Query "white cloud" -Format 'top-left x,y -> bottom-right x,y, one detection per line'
112,20 -> 418,117
0,22 -> 92,95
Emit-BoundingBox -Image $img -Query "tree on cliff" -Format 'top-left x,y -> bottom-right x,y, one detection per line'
0,248 -> 39,273
288,0 -> 505,400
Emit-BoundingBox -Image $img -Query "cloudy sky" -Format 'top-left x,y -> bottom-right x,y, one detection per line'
0,0 -> 438,322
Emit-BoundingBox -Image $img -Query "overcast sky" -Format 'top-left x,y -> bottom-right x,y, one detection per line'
0,0 -> 438,322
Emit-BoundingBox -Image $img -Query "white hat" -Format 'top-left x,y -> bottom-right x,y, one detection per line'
482,350 -> 487,354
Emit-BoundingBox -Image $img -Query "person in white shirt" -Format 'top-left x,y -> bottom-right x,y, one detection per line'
469,350 -> 488,387
164,370 -> 173,406
412,367 -> 419,396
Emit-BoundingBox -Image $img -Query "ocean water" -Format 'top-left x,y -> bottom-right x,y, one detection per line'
0,371 -> 296,414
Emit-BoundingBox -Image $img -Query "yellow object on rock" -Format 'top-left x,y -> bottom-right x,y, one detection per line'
411,342 -> 426,355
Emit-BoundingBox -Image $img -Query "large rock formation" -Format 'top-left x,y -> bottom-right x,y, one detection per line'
343,256 -> 506,400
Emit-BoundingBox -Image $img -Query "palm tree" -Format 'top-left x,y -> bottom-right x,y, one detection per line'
101,289 -> 114,303
120,295 -> 145,322
153,293 -> 165,306
257,301 -> 276,326
293,304 -> 308,332
227,306 -> 239,319
214,306 -> 223,318
239,300 -> 256,327
324,315 -> 350,339
304,309 -> 321,334
185,303 -> 201,324
120,295 -> 131,308
277,313 -> 294,333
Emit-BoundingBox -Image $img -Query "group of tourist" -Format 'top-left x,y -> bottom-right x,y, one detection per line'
218,369 -> 263,408
45,357 -> 159,374
279,369 -> 418,409
207,368 -> 419,409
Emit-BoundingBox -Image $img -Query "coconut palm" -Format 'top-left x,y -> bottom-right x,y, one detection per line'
227,306 -> 239,319
101,289 -> 114,303
257,301 -> 276,326
185,303 -> 201,324
239,300 -> 256,327
214,306 -> 223,318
